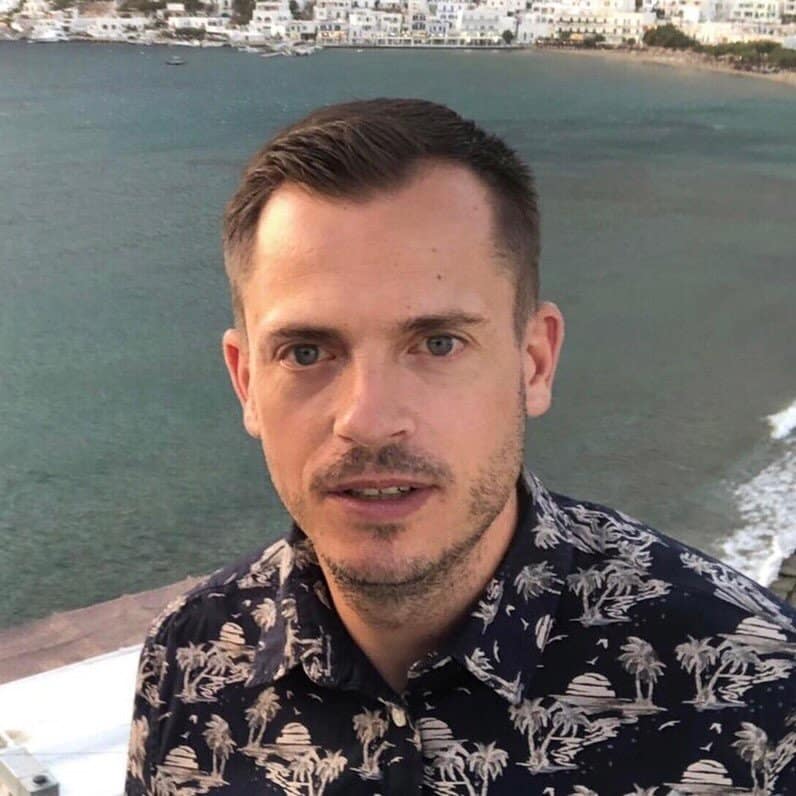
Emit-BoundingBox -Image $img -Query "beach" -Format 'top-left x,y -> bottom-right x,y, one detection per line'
537,44 -> 796,87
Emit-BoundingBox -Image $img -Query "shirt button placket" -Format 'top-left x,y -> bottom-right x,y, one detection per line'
381,702 -> 422,795
389,704 -> 407,727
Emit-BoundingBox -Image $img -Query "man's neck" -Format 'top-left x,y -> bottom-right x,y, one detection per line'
323,489 -> 519,694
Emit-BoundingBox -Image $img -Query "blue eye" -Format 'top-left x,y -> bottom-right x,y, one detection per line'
290,345 -> 321,366
426,335 -> 456,356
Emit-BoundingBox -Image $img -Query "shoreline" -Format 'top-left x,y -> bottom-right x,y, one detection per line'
536,44 -> 796,87
3,36 -> 796,86
2,553 -> 794,686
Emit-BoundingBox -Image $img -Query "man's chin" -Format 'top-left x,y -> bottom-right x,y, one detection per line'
321,552 -> 440,601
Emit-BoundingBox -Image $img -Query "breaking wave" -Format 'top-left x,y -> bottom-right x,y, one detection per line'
721,398 -> 796,587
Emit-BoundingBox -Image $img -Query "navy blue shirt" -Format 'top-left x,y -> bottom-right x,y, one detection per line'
126,469 -> 796,795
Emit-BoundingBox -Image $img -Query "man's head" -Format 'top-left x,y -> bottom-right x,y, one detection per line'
222,99 -> 563,611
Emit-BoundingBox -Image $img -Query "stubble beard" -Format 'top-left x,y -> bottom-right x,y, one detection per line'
297,379 -> 528,619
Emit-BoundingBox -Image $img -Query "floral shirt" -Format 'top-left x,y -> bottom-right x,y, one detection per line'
126,469 -> 796,795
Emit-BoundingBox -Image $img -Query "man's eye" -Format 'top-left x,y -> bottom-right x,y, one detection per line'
285,344 -> 325,367
425,335 -> 460,356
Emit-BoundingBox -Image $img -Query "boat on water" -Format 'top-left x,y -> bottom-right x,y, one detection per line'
165,55 -> 186,65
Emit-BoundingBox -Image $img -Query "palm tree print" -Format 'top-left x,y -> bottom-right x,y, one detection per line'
568,559 -> 669,626
467,742 -> 508,796
675,636 -> 720,706
203,714 -> 236,780
352,708 -> 390,778
731,721 -> 796,795
176,641 -> 208,701
509,697 -> 614,773
136,642 -> 167,708
513,561 -> 562,600
316,751 -> 347,790
244,686 -> 282,748
618,637 -> 666,705
257,732 -> 348,795
253,598 -> 277,631
567,566 -> 605,622
175,625 -> 255,703
675,634 -> 790,710
127,715 -> 149,783
472,579 -> 504,632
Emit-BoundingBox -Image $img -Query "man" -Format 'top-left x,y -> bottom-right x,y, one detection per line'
126,99 -> 795,795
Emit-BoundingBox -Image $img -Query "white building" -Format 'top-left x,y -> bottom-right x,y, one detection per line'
349,8 -> 379,37
457,7 -> 514,39
314,0 -> 352,20
316,18 -> 349,38
249,0 -> 292,36
168,13 -> 230,30
516,3 -> 561,39
373,9 -> 403,35
727,0 -> 781,21
70,14 -> 149,38
434,0 -> 469,28
286,17 -> 318,36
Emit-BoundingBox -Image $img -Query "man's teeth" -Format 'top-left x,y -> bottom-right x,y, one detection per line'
346,486 -> 415,498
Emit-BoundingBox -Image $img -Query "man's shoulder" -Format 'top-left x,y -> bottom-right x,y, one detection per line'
544,488 -> 796,639
143,534 -> 299,647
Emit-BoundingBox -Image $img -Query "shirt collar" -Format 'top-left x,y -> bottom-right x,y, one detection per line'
247,468 -> 573,706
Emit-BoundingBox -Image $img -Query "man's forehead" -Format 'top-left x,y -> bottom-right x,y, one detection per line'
243,163 -> 514,339
253,162 -> 496,259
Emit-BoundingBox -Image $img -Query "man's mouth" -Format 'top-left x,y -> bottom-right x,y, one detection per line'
326,484 -> 435,519
338,486 -> 418,500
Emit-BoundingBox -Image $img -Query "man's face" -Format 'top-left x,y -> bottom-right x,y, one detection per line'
224,162 -> 561,599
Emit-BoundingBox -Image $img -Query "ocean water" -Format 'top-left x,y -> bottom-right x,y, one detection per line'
0,42 -> 794,630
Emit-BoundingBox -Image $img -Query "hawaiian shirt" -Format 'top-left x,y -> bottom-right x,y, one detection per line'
125,469 -> 796,795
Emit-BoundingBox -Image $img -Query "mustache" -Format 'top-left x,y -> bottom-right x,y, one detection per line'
311,444 -> 453,492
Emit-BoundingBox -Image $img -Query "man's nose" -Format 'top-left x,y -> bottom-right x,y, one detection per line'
332,357 -> 415,447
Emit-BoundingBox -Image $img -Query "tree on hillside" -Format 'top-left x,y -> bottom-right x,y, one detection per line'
232,0 -> 254,21
501,28 -> 514,44
642,24 -> 698,49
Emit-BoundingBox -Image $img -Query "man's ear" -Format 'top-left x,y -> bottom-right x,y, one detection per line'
222,328 -> 261,439
522,301 -> 565,418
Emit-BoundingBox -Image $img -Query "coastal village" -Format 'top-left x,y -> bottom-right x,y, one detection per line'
2,0 -> 796,57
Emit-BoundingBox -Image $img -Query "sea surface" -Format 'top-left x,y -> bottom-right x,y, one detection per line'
1,41 -> 794,630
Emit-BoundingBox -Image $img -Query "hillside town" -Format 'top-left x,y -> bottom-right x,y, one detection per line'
1,0 -> 795,56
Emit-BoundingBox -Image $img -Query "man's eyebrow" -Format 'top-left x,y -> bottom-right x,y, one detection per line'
263,325 -> 339,347
397,312 -> 488,336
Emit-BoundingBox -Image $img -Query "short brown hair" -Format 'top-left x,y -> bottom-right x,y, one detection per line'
223,98 -> 540,342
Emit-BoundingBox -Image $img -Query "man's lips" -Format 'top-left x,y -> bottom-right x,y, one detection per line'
324,484 -> 435,520
327,478 -> 433,493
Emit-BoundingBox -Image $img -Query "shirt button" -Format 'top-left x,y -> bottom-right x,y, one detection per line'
390,705 -> 407,727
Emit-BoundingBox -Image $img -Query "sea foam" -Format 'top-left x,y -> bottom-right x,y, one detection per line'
768,399 -> 796,440
721,400 -> 796,588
